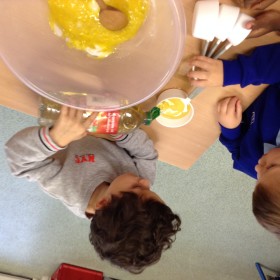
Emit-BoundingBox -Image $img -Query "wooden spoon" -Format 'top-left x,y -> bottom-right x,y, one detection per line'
95,0 -> 128,31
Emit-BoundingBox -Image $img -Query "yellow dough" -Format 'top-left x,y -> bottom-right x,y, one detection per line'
48,0 -> 149,58
158,98 -> 190,120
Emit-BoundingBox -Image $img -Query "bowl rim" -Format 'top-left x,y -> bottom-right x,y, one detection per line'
0,0 -> 187,112
156,89 -> 194,128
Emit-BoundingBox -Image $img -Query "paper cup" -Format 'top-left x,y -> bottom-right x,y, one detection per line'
215,4 -> 240,42
156,89 -> 194,128
192,0 -> 220,41
227,12 -> 254,46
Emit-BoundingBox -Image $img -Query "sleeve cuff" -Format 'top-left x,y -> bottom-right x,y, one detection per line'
39,127 -> 66,152
109,134 -> 129,142
222,60 -> 243,87
219,124 -> 242,140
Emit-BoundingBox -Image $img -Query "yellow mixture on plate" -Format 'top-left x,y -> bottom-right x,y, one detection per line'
158,98 -> 190,119
48,0 -> 149,58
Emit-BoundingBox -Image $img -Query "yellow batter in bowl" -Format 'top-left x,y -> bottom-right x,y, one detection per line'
48,0 -> 149,58
158,98 -> 190,120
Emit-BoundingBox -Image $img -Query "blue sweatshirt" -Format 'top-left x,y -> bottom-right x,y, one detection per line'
219,43 -> 280,179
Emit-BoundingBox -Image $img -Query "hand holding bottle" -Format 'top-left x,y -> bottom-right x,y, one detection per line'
39,98 -> 160,135
49,106 -> 98,147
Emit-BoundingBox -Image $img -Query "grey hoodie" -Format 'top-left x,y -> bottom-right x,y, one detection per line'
5,127 -> 158,218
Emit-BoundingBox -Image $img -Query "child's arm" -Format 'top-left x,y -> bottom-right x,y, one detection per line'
223,43 -> 280,87
236,0 -> 277,9
5,106 -> 97,179
217,97 -> 243,159
112,130 -> 158,184
49,106 -> 97,147
5,126 -> 64,179
245,10 -> 280,38
188,43 -> 280,88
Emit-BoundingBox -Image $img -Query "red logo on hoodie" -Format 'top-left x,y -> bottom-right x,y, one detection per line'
75,154 -> 95,164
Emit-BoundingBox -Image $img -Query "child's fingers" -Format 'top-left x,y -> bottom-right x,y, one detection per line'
60,105 -> 69,117
244,20 -> 255,29
217,98 -> 228,113
217,101 -> 226,115
75,109 -> 84,120
217,100 -> 222,113
68,107 -> 78,118
189,79 -> 208,87
227,97 -> 239,114
190,58 -> 211,71
188,70 -> 208,81
218,97 -> 232,114
236,99 -> 243,116
251,0 -> 277,9
177,61 -> 192,76
222,98 -> 233,114
84,112 -> 98,128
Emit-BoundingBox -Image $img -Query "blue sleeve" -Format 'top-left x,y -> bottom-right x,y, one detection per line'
222,43 -> 280,88
219,124 -> 242,159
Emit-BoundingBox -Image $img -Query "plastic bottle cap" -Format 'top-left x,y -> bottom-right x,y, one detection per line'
144,107 -> 161,125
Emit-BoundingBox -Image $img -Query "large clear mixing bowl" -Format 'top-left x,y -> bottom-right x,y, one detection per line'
0,0 -> 186,111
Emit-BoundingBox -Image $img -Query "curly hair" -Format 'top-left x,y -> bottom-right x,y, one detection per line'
253,182 -> 280,237
89,192 -> 181,274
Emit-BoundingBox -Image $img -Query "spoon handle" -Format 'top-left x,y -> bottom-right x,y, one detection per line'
188,87 -> 203,99
206,39 -> 222,58
212,43 -> 232,59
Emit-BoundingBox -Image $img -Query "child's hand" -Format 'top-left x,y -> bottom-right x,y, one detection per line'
242,0 -> 277,9
245,10 -> 280,38
49,106 -> 98,147
217,97 -> 242,129
187,56 -> 224,87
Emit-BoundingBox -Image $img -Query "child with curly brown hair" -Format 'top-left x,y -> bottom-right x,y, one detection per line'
5,105 -> 181,274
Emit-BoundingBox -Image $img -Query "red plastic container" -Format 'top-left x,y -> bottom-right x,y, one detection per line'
51,263 -> 103,280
